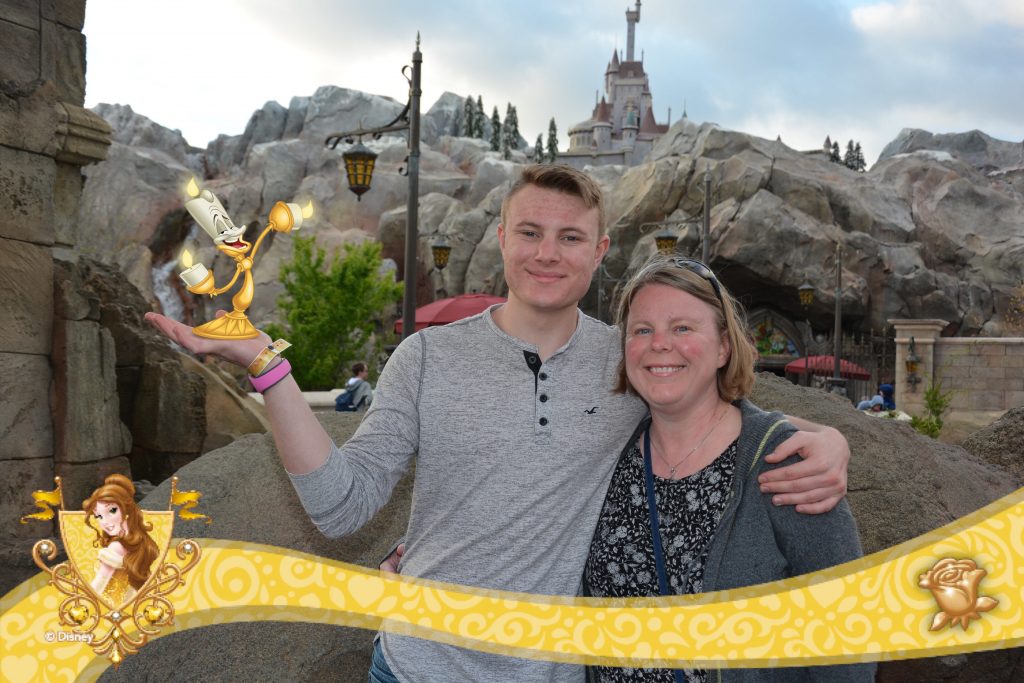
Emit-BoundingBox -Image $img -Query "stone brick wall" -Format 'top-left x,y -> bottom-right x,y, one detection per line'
0,0 -> 115,583
890,319 -> 1024,438
936,339 -> 1024,413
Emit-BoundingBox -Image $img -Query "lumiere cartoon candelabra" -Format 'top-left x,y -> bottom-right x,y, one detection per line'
178,178 -> 313,339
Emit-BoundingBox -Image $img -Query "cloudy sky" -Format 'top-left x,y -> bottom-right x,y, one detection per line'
83,0 -> 1023,165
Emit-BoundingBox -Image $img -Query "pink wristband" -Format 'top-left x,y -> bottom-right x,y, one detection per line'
250,359 -> 291,393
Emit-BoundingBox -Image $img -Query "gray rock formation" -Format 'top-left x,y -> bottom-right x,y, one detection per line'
627,120 -> 1024,336
78,94 -> 1024,340
879,128 -> 1024,175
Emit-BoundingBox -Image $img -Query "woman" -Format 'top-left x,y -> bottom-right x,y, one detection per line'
83,474 -> 160,605
584,256 -> 873,682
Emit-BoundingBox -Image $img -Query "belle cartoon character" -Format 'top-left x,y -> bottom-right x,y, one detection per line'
83,474 -> 159,606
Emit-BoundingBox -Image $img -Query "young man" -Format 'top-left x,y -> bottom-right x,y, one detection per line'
146,165 -> 848,682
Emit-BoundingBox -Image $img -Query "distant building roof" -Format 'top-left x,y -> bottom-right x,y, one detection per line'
640,107 -> 667,135
618,61 -> 645,78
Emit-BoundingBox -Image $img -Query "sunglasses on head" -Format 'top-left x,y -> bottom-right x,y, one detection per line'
666,257 -> 724,305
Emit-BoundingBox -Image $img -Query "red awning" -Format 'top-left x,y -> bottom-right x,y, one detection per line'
394,294 -> 507,333
784,355 -> 871,380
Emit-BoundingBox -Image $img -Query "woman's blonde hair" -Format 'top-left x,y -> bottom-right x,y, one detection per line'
83,474 -> 159,590
613,255 -> 756,402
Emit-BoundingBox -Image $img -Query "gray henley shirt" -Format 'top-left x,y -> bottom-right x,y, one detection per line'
289,307 -> 646,681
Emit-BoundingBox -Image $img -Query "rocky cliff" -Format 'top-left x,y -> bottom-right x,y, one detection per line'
78,92 -> 1024,337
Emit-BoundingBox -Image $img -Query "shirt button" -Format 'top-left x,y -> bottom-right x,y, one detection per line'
539,394 -> 548,403
539,373 -> 548,380
539,417 -> 548,426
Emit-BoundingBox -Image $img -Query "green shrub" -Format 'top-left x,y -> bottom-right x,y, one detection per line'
910,380 -> 954,439
265,237 -> 402,390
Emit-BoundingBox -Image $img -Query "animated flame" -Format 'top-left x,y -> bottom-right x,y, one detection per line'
302,201 -> 314,219
180,248 -> 193,269
186,177 -> 200,198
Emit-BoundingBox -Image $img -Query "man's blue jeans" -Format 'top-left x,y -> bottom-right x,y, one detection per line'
368,639 -> 400,683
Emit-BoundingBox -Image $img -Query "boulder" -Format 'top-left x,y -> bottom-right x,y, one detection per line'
960,406 -> 1024,487
179,355 -> 270,454
878,128 -> 1024,174
433,206 -> 498,297
76,142 -> 191,286
435,135 -> 492,175
421,91 -> 465,145
464,155 -> 522,208
378,192 -> 465,272
91,103 -> 201,168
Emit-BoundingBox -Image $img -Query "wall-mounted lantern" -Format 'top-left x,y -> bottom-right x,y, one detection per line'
905,336 -> 922,392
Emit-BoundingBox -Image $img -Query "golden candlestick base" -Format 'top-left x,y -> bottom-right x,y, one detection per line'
192,310 -> 259,339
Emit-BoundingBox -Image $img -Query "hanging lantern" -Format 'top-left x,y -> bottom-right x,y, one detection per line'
798,282 -> 815,308
431,236 -> 452,270
342,140 -> 378,200
654,229 -> 678,255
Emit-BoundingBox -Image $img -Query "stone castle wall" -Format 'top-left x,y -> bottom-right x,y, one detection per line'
891,319 -> 1024,439
0,0 -> 120,581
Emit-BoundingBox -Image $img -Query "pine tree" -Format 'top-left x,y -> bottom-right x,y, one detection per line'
823,135 -> 832,156
830,141 -> 841,163
843,140 -> 856,169
489,106 -> 502,151
474,96 -> 487,140
461,95 -> 475,138
854,142 -> 866,172
534,133 -> 544,162
507,105 -> 520,144
546,117 -> 559,162
501,103 -> 520,159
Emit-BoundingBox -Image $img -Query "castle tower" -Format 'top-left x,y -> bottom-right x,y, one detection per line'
560,0 -> 668,169
626,1 -> 641,62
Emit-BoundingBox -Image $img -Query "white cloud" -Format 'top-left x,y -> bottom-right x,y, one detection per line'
83,0 -> 1024,161
852,0 -> 1024,37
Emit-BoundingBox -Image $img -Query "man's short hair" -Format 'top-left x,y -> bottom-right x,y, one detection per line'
351,362 -> 367,376
501,164 -> 607,236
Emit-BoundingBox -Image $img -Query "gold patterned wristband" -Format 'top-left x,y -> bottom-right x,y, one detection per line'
247,339 -> 291,376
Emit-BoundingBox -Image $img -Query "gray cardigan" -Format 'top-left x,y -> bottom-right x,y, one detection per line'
592,399 -> 875,683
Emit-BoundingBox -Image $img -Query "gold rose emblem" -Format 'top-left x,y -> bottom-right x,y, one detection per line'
918,558 -> 999,630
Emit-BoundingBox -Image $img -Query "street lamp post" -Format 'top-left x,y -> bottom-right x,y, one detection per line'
702,171 -> 712,263
325,35 -> 422,341
798,282 -> 815,387
831,243 -> 846,395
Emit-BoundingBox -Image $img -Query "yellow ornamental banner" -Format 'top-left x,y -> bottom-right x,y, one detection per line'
3,487 -> 1023,682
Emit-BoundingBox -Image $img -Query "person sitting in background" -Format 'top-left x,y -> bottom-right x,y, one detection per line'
879,383 -> 895,410
856,394 -> 884,412
335,362 -> 373,412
